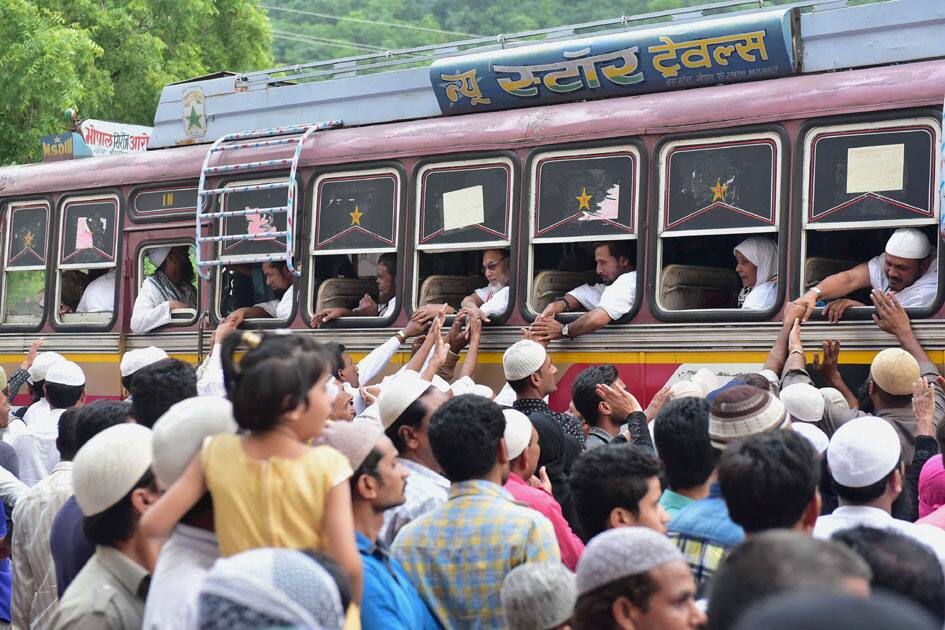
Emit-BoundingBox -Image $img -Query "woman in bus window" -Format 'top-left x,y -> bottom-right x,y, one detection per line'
734,237 -> 778,310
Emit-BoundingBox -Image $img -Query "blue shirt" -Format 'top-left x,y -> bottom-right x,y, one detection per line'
0,507 -> 10,622
49,496 -> 95,597
357,531 -> 441,630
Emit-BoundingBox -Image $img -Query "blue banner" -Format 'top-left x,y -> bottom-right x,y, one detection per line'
430,9 -> 796,115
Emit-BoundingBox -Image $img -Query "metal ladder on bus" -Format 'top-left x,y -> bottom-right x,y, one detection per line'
194,121 -> 342,281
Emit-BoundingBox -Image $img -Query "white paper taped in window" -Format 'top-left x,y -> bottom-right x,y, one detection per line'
846,144 -> 905,194
442,185 -> 485,231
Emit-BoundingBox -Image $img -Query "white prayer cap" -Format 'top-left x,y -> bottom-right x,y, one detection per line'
325,377 -> 340,403
152,397 -> 237,488
827,416 -> 901,488
147,246 -> 173,268
0,367 -> 6,392
503,409 -> 533,460
793,422 -> 829,455
494,383 -> 518,407
74,424 -> 153,516
577,527 -> 685,596
45,361 -> 85,387
670,381 -> 705,399
379,373 -> 432,430
870,348 -> 920,396
502,562 -> 576,630
885,228 -> 931,259
503,340 -> 547,382
28,351 -> 65,384
780,383 -> 825,423
819,387 -> 847,407
430,374 -> 452,394
120,346 -> 169,378
450,376 -> 494,399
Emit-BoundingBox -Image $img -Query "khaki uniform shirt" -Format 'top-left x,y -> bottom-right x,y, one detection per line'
51,545 -> 149,630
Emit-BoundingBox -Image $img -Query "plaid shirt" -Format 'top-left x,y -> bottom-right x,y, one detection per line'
392,479 -> 560,630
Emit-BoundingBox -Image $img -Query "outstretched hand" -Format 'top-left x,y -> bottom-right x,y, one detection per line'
871,290 -> 912,339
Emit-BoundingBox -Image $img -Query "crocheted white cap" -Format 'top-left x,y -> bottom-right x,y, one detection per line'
147,246 -> 173,268
378,373 -> 432,430
152,397 -> 237,488
827,416 -> 901,487
45,361 -> 85,387
793,422 -> 829,455
28,351 -> 65,384
74,424 -> 153,516
780,383 -> 825,423
503,340 -> 546,381
502,561 -> 576,630
885,228 -> 930,259
503,409 -> 533,460
577,527 -> 685,595
120,346 -> 169,378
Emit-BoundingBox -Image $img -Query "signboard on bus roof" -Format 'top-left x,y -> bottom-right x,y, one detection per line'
430,8 -> 796,116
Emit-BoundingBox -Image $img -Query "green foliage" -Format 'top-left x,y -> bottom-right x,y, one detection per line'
1,0 -> 274,165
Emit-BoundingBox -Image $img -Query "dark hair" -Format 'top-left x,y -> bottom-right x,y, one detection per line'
120,374 -> 134,392
707,531 -> 871,630
571,365 -> 619,427
349,447 -> 383,496
385,386 -> 436,453
596,241 -> 633,263
857,379 -> 874,414
832,526 -> 945,626
733,372 -> 775,394
45,382 -> 84,409
507,376 -> 532,394
873,382 -> 913,408
57,407 -> 80,461
264,260 -> 288,273
428,394 -> 505,482
323,342 -> 346,379
572,572 -> 658,630
832,460 -> 901,505
718,431 -> 820,533
937,420 -> 945,456
73,400 -> 133,450
130,358 -> 197,428
569,444 -> 662,542
653,398 -> 714,491
222,332 -> 330,433
377,253 -> 397,278
83,469 -> 157,546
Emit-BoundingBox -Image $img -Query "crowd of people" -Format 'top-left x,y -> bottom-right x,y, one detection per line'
0,226 -> 942,629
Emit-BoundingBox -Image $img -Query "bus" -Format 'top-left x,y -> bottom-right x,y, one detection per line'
1,0 -> 943,408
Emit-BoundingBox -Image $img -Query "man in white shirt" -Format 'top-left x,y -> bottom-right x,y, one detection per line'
130,246 -> 198,333
813,415 -> 945,569
310,253 -> 399,327
5,352 -> 66,445
143,397 -> 237,630
223,261 -> 294,325
795,228 -> 938,323
75,268 -> 116,314
413,249 -> 511,325
530,241 -> 636,342
11,409 -> 77,628
10,361 -> 85,486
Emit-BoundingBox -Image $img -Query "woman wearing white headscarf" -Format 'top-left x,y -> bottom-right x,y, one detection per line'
734,237 -> 778,310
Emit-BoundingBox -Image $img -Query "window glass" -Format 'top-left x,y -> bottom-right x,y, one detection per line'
3,201 -> 49,324
136,243 -> 199,328
220,181 -> 290,260
56,195 -> 119,325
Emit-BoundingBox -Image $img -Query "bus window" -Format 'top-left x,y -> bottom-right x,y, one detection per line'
213,178 -> 295,325
797,116 -> 941,319
132,243 -> 199,333
413,157 -> 514,323
654,132 -> 784,316
526,146 -> 640,320
308,168 -> 401,328
2,201 -> 49,326
55,195 -> 119,327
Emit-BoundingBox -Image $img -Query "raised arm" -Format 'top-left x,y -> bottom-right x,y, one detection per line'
813,339 -> 858,409
871,290 -> 933,366
139,453 -> 208,559
794,262 -> 872,322
762,303 -> 806,376
457,316 -> 482,382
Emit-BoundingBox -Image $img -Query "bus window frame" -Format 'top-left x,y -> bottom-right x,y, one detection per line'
0,197 -> 52,331
303,162 -> 405,330
792,109 -> 943,322
128,179 -> 199,223
520,139 -> 646,323
134,240 -> 200,331
408,152 -> 520,324
648,126 -> 790,323
210,173 -> 303,327
52,191 -> 122,332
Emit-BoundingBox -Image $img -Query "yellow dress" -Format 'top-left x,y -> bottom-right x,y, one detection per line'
202,434 -> 353,557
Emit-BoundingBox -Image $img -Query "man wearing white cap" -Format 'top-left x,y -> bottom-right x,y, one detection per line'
6,351 -> 66,442
813,416 -> 945,568
10,361 -> 85,486
130,245 -> 198,334
142,397 -> 236,630
377,373 -> 450,545
795,227 -> 937,322
502,409 -> 585,571
52,424 -> 159,629
119,346 -> 168,397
